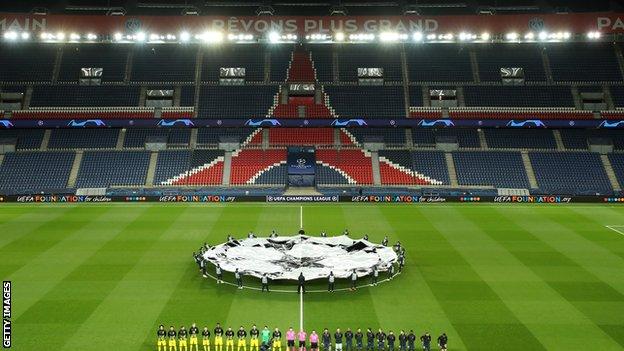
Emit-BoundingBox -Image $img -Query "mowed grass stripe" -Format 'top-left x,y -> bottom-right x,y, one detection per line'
0,206 -> 76,247
375,206 -> 469,350
413,206 -> 547,351
457,206 -> 623,351
497,207 -> 624,349
63,205 -> 226,351
8,206 -> 149,319
566,206 -> 624,261
0,205 -> 87,265
14,205 -> 187,351
148,206 -> 264,351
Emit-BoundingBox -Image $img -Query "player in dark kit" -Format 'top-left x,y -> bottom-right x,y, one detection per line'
225,327 -> 235,351
398,331 -> 406,351
344,328 -> 354,351
322,329 -> 331,351
419,333 -> 431,351
375,329 -> 386,351
158,325 -> 167,351
354,329 -> 363,351
237,326 -> 248,351
215,324 -> 225,351
335,328 -> 344,351
387,332 -> 395,351
168,326 -> 178,351
436,334 -> 447,351
273,328 -> 283,351
250,325 -> 260,351
366,329 -> 375,351
202,327 -> 212,351
179,326 -> 189,351
190,323 -> 200,351
406,331 -> 415,351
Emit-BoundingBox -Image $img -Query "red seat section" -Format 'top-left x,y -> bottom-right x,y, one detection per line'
169,161 -> 224,185
601,111 -> 624,120
230,148 -> 287,185
268,128 -> 334,145
378,160 -> 440,185
287,51 -> 316,82
316,149 -> 374,184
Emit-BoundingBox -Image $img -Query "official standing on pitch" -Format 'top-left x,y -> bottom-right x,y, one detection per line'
398,331 -> 406,351
375,329 -> 386,351
334,328 -> 343,351
371,267 -> 378,286
298,272 -> 306,293
328,272 -> 335,292
350,270 -> 357,290
262,274 -> 270,292
365,329 -> 375,351
406,331 -> 415,351
419,333 -> 431,351
354,329 -> 363,351
436,333 -> 447,351
216,264 -> 223,284
398,254 -> 405,273
322,329 -> 331,351
387,331 -> 395,351
344,328 -> 353,351
235,269 -> 243,289
388,264 -> 395,280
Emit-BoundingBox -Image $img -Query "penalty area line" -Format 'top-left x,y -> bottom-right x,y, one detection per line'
605,225 -> 624,236
300,205 -> 303,229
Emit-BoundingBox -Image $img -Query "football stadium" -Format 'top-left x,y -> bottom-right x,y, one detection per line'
1,0 -> 624,350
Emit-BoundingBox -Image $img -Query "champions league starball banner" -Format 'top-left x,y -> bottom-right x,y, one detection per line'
202,235 -> 398,280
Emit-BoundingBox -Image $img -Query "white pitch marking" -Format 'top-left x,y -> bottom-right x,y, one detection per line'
605,225 -> 624,236
300,205 -> 303,229
299,288 -> 304,331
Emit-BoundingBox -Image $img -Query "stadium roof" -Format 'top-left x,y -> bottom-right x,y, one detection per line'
0,0 -> 621,16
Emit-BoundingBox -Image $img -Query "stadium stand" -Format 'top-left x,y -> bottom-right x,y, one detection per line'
268,128 -> 334,146
230,149 -> 287,185
559,129 -> 624,150
270,46 -> 293,82
406,44 -> 473,82
131,46 -> 197,82
196,128 -> 260,146
476,44 -> 547,82
202,46 -> 265,82
0,129 -> 45,150
463,86 -> 574,107
337,45 -> 403,82
253,164 -> 288,185
0,152 -> 75,192
309,46 -> 333,82
197,85 -> 277,118
608,154 -> 624,190
453,151 -> 531,188
347,128 -> 406,146
378,150 -> 449,185
0,43 -> 57,82
530,152 -> 613,194
316,149 -> 373,184
75,151 -> 151,187
324,86 -> 405,118
546,43 -> 622,82
159,150 -> 225,186
483,129 -> 557,149
59,44 -> 128,82
123,128 -> 191,148
47,129 -> 119,149
316,164 -> 351,185
154,150 -> 192,185
611,86 -> 624,107
30,86 -> 141,107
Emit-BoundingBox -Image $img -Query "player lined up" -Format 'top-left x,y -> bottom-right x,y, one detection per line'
158,325 -> 447,351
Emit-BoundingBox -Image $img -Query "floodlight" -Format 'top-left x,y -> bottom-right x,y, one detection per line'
135,32 -> 146,42
3,31 -> 18,40
505,32 -> 518,40
480,32 -> 490,41
269,31 -> 280,43
180,31 -> 190,42
538,31 -> 548,40
412,32 -> 423,41
335,32 -> 345,41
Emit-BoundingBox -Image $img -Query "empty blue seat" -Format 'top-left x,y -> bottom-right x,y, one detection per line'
464,85 -> 574,107
530,152 -> 612,194
325,86 -> 405,119
484,129 -> 556,149
547,43 -> 621,82
0,152 -> 75,192
0,43 -> 56,82
31,86 -> 140,107
254,165 -> 287,185
406,44 -> 472,82
338,45 -> 402,82
453,151 -> 530,188
476,44 -> 546,82
76,151 -> 150,187
59,44 -> 128,82
197,86 -> 277,119
131,46 -> 197,82
48,129 -> 119,149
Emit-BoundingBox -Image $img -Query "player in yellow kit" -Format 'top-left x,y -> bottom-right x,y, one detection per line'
168,326 -> 178,351
190,323 -> 200,351
272,328 -> 282,351
226,327 -> 235,351
202,327 -> 212,351
179,326 -> 189,351
215,323 -> 224,351
157,325 -> 167,351
237,326 -> 248,351
249,325 -> 260,351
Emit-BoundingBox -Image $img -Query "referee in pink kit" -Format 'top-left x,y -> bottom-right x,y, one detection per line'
298,329 -> 307,351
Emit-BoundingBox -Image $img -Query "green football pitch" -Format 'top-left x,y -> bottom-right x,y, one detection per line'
2,203 -> 624,351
